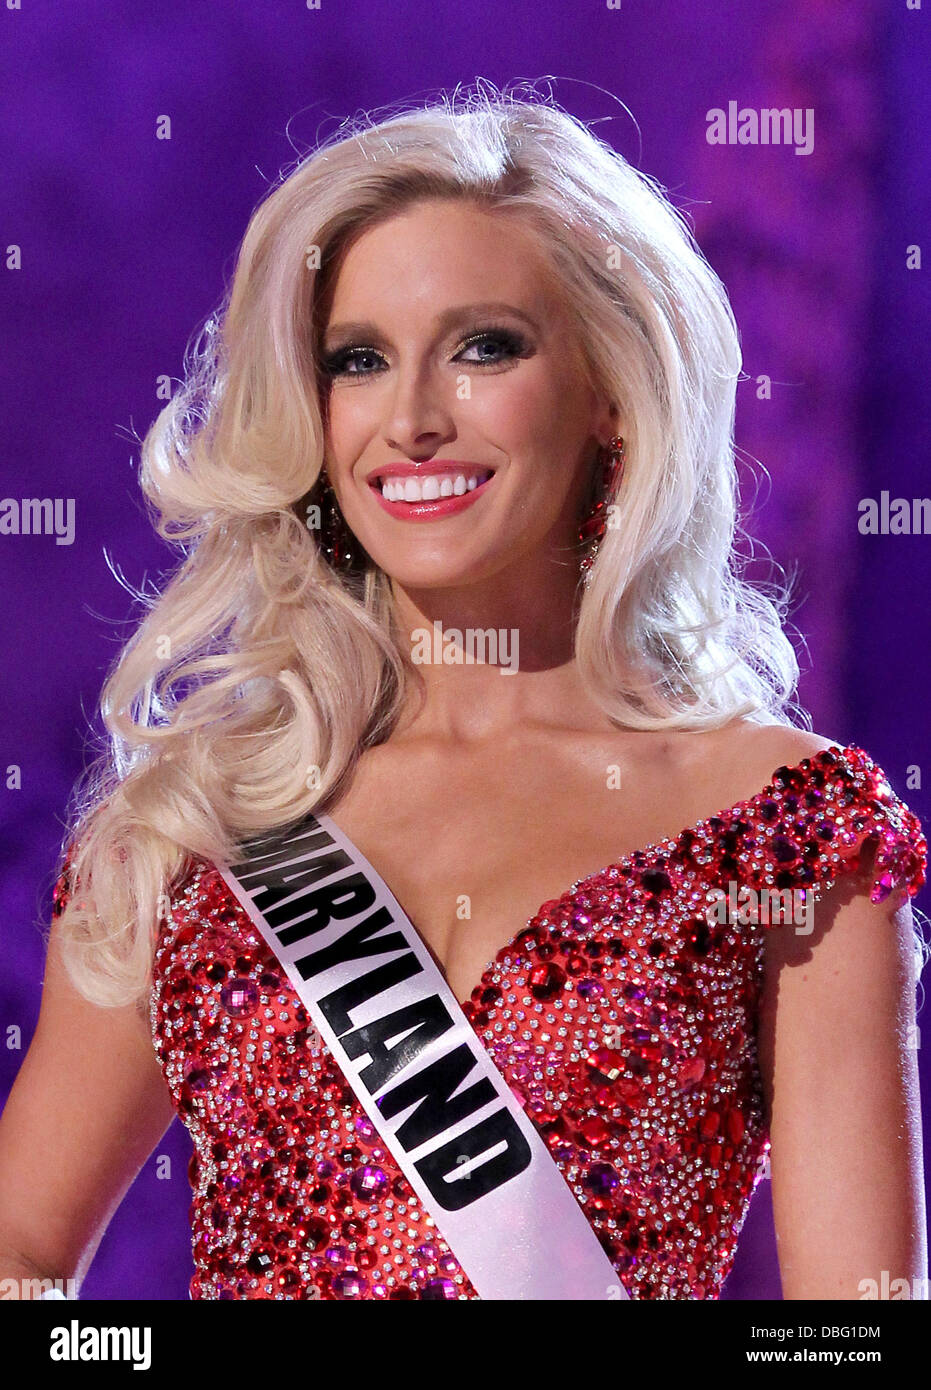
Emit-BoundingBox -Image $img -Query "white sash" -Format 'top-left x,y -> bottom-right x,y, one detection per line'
217,810 -> 630,1301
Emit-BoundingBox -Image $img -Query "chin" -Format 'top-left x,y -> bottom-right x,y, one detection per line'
369,548 -> 503,591
377,562 -> 480,590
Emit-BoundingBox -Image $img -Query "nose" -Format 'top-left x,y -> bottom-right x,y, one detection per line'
382,359 -> 456,458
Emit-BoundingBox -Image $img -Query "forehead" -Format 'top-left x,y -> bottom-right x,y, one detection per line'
322,198 -> 567,319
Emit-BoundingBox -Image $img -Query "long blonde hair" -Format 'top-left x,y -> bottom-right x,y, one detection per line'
52,81 -> 803,1010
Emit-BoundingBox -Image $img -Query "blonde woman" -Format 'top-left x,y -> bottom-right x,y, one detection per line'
0,86 -> 926,1302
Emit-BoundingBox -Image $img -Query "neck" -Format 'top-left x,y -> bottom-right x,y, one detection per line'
386,559 -> 606,743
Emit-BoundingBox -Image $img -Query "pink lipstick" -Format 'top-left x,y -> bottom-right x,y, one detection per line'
366,463 -> 497,522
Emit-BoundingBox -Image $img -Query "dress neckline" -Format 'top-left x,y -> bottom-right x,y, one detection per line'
322,742 -> 857,1010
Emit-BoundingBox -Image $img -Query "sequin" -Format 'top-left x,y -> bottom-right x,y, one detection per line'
49,744 -> 927,1299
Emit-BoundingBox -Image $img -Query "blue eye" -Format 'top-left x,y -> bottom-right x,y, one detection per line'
320,326 -> 530,380
455,329 -> 528,364
321,346 -> 385,378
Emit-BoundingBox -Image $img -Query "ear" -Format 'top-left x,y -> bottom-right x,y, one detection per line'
595,399 -> 623,446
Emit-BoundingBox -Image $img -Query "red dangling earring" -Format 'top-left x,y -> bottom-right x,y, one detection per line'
314,465 -> 360,573
579,436 -> 625,586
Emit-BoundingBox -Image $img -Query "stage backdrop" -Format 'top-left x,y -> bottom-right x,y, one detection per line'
1,0 -> 928,1299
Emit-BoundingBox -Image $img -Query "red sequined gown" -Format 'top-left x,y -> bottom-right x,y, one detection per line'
51,744 -> 927,1300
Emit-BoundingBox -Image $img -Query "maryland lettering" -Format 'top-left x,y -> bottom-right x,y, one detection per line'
226,816 -> 531,1210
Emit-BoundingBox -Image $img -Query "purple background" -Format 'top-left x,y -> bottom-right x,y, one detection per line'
1,0 -> 928,1299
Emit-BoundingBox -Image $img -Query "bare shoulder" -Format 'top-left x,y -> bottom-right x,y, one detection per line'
702,719 -> 842,802
723,718 -> 841,768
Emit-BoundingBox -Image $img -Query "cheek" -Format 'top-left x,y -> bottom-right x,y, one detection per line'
477,354 -> 592,440
322,388 -> 367,452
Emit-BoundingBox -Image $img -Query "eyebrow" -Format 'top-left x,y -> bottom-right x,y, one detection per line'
320,301 -> 542,350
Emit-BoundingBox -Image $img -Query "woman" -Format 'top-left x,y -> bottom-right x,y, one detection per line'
0,86 -> 926,1302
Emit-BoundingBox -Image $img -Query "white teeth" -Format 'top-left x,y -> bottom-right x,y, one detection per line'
379,469 -> 491,502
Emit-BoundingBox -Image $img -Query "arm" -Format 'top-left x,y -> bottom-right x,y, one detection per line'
0,914 -> 178,1297
759,851 -> 927,1299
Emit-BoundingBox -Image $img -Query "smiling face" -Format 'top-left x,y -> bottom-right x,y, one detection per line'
315,198 -> 617,591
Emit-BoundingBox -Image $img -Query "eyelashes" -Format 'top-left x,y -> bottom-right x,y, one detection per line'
320,325 -> 532,380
